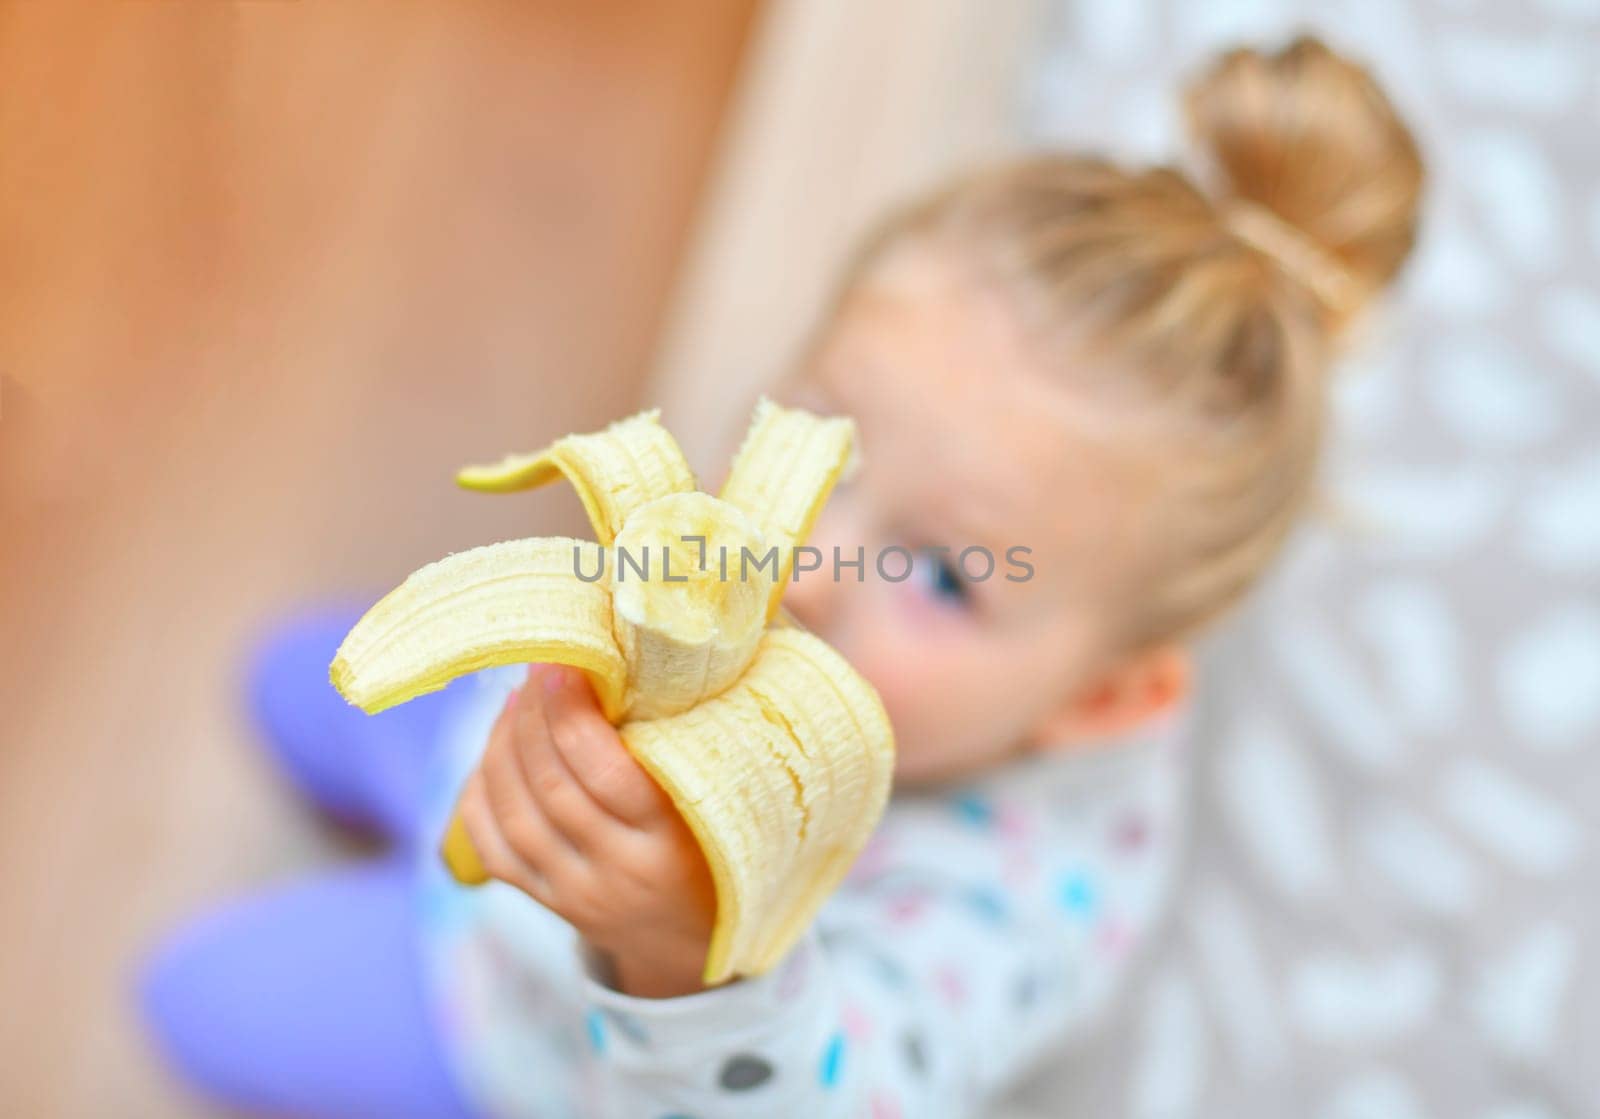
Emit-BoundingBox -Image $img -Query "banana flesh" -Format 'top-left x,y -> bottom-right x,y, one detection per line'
329,401 -> 891,984
719,398 -> 856,620
610,492 -> 774,721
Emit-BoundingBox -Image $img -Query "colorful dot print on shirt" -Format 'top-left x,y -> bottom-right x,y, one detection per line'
818,1031 -> 847,1088
717,1054 -> 774,1091
1058,869 -> 1098,919
951,792 -> 995,828
963,885 -> 1011,925
584,1008 -> 606,1055
418,665 -> 1188,1119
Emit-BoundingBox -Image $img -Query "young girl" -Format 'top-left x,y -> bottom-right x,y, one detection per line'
141,37 -> 1423,1118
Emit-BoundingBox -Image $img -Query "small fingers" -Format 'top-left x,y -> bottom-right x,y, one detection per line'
514,668 -> 639,850
484,683 -> 585,862
455,769 -> 553,905
541,667 -> 675,828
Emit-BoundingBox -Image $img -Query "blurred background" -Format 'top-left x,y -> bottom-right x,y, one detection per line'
1,1 -> 1595,1116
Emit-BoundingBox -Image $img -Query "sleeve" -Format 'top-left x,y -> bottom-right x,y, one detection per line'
572,755 -> 1182,1119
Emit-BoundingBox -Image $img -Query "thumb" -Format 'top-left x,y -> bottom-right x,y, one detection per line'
531,663 -> 601,713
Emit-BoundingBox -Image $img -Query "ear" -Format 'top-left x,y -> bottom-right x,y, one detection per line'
1027,644 -> 1192,749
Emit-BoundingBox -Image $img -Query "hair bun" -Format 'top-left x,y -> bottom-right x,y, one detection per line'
1183,36 -> 1424,319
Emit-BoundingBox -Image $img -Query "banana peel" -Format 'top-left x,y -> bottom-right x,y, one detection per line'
330,401 -> 894,983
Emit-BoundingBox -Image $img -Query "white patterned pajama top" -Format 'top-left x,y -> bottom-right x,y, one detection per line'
413,664 -> 1190,1118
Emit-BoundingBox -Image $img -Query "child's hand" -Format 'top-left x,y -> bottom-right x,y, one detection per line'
453,664 -> 718,999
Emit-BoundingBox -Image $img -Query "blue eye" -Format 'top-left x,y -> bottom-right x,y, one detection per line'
921,552 -> 970,605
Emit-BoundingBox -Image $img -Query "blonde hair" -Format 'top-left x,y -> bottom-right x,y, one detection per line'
841,36 -> 1424,650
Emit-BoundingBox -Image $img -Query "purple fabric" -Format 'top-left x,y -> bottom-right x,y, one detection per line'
139,604 -> 478,1118
242,601 -> 461,845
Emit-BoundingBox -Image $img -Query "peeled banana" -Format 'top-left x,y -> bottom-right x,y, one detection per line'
329,401 -> 894,983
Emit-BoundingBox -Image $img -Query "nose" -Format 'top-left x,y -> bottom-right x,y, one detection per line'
784,546 -> 838,634
783,505 -> 851,636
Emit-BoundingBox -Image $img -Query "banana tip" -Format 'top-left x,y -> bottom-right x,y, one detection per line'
441,814 -> 491,886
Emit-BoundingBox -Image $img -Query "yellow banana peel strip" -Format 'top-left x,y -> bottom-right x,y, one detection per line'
328,537 -> 627,720
329,401 -> 894,984
720,397 -> 856,620
454,409 -> 698,545
621,628 -> 892,980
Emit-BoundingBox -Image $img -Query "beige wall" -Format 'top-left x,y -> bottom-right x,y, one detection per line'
647,0 -> 1049,475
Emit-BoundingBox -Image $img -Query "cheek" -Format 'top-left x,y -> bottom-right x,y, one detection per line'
835,614 -> 937,711
862,646 -> 953,728
836,627 -> 922,728
816,574 -> 1069,780
836,584 -> 966,708
848,624 -> 1035,780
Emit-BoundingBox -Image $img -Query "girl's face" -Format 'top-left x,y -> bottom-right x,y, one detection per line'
776,244 -> 1151,786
